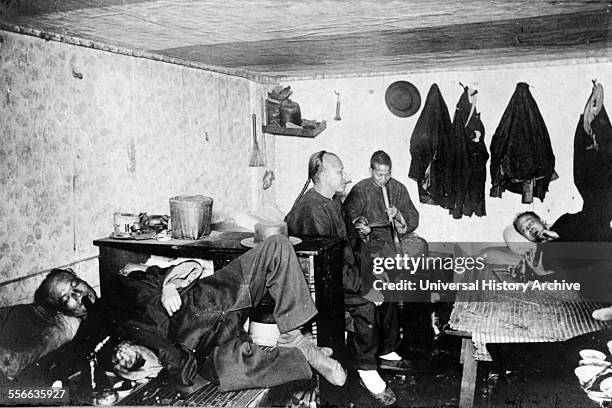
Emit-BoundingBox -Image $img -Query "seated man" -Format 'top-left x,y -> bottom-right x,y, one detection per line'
34,235 -> 346,392
343,150 -> 425,255
286,150 -> 407,406
344,150 -> 439,337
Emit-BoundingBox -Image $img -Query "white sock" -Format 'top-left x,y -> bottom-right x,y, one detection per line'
378,351 -> 402,361
358,370 -> 386,394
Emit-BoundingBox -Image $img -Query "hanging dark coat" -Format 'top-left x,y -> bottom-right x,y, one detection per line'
450,87 -> 488,219
574,82 -> 612,226
408,84 -> 453,206
489,82 -> 556,203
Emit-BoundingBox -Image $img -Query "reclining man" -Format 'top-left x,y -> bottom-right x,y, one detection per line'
34,235 -> 346,392
286,150 -> 409,406
512,211 -> 612,302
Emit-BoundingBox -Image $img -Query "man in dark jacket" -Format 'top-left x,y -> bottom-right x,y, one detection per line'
343,150 -> 428,296
344,150 -> 420,245
34,235 -> 346,392
286,151 -> 406,406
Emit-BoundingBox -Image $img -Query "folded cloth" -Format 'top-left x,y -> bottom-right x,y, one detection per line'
145,256 -> 214,278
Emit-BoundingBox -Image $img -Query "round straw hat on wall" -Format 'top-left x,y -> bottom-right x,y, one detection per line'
385,81 -> 421,117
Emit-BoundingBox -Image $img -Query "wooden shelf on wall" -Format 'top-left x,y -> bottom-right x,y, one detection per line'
262,121 -> 327,138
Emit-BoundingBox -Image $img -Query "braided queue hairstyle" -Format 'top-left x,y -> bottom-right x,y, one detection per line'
290,150 -> 329,211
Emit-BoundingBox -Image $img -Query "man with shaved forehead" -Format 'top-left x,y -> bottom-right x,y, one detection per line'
286,151 -> 403,405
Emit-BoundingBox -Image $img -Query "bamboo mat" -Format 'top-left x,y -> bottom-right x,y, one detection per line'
449,266 -> 609,361
120,372 -> 269,407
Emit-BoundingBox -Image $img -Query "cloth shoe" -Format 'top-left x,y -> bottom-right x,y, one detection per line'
377,352 -> 411,372
359,379 -> 397,406
378,351 -> 401,361
377,357 -> 411,372
301,333 -> 333,357
277,330 -> 346,386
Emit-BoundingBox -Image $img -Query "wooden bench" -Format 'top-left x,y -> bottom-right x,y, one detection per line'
446,264 -> 608,408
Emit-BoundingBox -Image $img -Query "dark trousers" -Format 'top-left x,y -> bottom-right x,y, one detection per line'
116,235 -> 317,392
212,235 -> 318,390
199,235 -> 319,391
240,234 -> 318,333
345,301 -> 401,370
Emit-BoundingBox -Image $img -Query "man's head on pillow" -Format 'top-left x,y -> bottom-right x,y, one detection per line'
513,211 -> 544,242
34,268 -> 96,318
513,211 -> 559,243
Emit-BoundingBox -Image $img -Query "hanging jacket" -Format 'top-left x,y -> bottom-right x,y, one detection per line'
574,81 -> 612,226
408,84 -> 453,206
450,86 -> 488,218
489,82 -> 556,203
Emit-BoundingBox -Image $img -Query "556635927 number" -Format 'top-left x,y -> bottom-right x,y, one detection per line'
0,387 -> 69,405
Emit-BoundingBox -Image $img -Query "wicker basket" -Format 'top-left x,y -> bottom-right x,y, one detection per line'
169,195 -> 213,240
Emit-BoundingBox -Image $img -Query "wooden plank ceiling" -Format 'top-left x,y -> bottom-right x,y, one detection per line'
1,0 -> 611,80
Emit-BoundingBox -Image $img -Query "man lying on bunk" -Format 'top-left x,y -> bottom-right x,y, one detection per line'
34,235 -> 346,393
511,210 -> 612,302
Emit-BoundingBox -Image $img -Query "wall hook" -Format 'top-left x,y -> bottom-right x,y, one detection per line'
333,90 -> 341,121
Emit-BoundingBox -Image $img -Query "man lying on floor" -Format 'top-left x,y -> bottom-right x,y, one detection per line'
34,235 -> 346,392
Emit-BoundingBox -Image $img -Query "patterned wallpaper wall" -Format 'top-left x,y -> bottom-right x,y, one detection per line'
0,31 -> 267,306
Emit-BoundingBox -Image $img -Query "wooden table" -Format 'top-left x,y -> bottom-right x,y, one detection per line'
93,232 -> 344,404
447,264 -> 608,408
